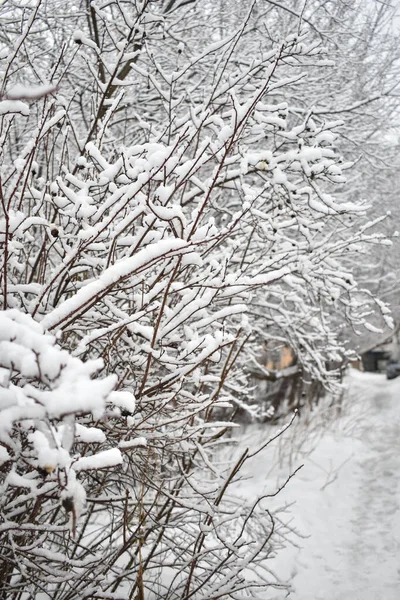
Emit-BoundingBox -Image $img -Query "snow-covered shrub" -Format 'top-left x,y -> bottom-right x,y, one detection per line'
0,310 -> 135,593
0,0 -> 397,598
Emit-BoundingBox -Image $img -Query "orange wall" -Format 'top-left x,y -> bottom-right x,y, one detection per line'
266,346 -> 294,370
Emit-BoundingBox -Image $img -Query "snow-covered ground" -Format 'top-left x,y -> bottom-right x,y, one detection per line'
236,369 -> 400,599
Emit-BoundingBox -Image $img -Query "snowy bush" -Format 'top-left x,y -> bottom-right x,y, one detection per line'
0,0 -> 397,598
0,310 -> 134,591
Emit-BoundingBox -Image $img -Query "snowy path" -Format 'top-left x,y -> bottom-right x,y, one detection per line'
280,371 -> 400,599
332,377 -> 400,600
237,370 -> 400,599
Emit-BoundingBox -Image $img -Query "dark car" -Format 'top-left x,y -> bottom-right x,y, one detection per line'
386,361 -> 400,380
